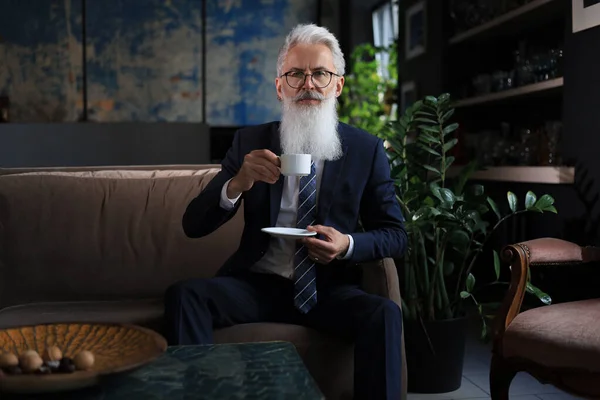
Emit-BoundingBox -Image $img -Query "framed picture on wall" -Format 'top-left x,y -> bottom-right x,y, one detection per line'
572,0 -> 600,33
400,81 -> 416,115
405,0 -> 426,60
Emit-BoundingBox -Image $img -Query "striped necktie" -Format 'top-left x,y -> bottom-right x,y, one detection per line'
293,162 -> 318,313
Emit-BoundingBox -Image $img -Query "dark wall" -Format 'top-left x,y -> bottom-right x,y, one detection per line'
398,0 -> 446,98
562,12 -> 600,243
321,0 -> 383,65
0,123 -> 211,168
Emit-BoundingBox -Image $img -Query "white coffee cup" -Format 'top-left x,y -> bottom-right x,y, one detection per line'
280,154 -> 311,176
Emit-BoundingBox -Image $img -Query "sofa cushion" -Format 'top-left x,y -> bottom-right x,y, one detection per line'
0,168 -> 244,308
503,298 -> 600,372
0,298 -> 165,333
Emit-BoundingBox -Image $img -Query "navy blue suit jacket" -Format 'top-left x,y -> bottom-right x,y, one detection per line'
182,121 -> 407,277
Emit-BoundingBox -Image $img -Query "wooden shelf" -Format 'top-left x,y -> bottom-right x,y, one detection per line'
449,0 -> 558,45
453,77 -> 563,107
446,166 -> 574,184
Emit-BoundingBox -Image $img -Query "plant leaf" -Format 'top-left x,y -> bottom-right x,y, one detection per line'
443,138 -> 458,153
469,184 -> 485,197
412,207 -> 431,221
441,109 -> 455,123
466,273 -> 475,292
460,291 -> 470,299
425,95 -> 438,105
439,188 -> 456,206
448,229 -> 470,250
445,156 -> 455,171
525,191 -> 537,209
415,117 -> 437,124
487,197 -> 502,220
416,110 -> 436,118
534,194 -> 555,210
507,191 -> 517,213
424,165 -> 441,175
526,282 -> 552,305
443,123 -> 459,135
544,205 -> 558,213
419,132 -> 441,144
480,320 -> 488,340
438,93 -> 450,103
430,182 -> 442,201
419,144 -> 441,157
493,250 -> 501,280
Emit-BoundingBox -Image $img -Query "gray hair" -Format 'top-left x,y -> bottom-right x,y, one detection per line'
277,24 -> 346,77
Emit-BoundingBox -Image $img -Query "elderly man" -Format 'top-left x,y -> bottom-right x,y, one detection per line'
164,23 -> 407,399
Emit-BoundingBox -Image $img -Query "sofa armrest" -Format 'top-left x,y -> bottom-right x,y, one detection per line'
492,238 -> 600,349
359,258 -> 402,307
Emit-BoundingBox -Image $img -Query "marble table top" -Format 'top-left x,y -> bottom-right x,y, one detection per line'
5,341 -> 325,399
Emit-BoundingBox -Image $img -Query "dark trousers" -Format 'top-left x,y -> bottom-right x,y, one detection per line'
164,270 -> 402,400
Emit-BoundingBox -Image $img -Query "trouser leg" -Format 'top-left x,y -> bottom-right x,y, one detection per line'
163,272 -> 295,345
303,284 -> 403,400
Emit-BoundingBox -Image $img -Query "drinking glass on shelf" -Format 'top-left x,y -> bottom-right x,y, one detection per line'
479,130 -> 495,166
472,74 -> 491,95
545,121 -> 562,165
549,48 -> 564,78
518,127 -> 539,166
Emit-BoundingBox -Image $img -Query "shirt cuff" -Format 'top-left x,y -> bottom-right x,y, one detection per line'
219,178 -> 242,210
338,234 -> 355,260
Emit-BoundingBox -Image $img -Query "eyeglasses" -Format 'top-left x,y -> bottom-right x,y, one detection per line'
281,70 -> 340,89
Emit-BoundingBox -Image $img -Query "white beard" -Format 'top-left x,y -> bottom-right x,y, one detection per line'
279,94 -> 343,161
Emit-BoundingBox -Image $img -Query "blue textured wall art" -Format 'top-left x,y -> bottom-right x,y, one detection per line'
85,0 -> 203,122
0,0 -> 82,122
0,0 -> 318,124
205,0 -> 318,126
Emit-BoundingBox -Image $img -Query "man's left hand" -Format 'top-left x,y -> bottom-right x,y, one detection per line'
301,225 -> 350,264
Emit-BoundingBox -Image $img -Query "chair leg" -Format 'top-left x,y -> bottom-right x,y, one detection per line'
490,354 -> 517,400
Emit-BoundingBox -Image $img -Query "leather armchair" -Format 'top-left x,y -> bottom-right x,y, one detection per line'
490,237 -> 600,399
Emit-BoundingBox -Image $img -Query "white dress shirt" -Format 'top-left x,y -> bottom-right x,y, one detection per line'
218,160 -> 355,279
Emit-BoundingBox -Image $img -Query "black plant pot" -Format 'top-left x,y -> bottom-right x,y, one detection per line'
404,315 -> 469,393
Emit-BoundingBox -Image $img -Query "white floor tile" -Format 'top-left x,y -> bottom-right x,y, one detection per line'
407,377 -> 488,400
462,357 -> 491,376
465,372 -> 562,396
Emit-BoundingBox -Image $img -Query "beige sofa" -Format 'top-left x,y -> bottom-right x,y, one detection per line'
0,164 -> 407,399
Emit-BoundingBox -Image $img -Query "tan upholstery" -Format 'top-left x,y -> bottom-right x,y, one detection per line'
0,164 -> 406,400
503,298 -> 600,372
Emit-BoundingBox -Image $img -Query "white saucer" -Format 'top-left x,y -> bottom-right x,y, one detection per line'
261,227 -> 317,239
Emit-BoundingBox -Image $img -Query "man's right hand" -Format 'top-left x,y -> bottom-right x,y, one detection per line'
227,149 -> 281,199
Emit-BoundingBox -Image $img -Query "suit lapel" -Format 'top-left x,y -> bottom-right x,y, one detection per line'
317,142 -> 348,223
269,123 -> 284,226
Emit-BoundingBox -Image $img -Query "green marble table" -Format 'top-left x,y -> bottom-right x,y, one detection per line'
5,341 -> 325,400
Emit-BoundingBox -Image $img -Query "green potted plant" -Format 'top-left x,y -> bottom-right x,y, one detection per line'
381,94 -> 555,393
338,42 -> 397,137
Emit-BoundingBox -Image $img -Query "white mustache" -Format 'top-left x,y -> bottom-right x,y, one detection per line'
294,91 -> 326,102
